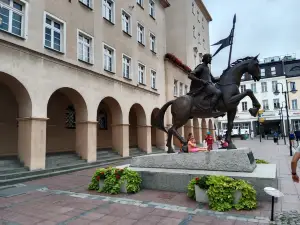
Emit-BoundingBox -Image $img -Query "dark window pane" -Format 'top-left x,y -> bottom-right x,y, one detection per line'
0,7 -> 9,31
54,22 -> 60,30
13,2 -> 22,11
46,18 -> 51,25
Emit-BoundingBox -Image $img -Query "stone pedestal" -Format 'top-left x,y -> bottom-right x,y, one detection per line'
18,117 -> 47,170
76,121 -> 97,163
112,124 -> 129,157
131,148 -> 257,172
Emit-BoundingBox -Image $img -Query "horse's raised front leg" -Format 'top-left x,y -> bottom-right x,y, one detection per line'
226,110 -> 237,149
226,89 -> 261,117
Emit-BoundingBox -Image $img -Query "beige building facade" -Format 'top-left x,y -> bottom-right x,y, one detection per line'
0,0 -> 213,171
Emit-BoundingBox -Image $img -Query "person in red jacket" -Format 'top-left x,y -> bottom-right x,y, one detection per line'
205,131 -> 214,151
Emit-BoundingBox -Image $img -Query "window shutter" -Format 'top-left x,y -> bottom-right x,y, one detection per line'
90,42 -> 94,64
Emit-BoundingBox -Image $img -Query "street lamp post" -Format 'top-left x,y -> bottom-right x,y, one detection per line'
279,103 -> 286,145
274,83 -> 295,156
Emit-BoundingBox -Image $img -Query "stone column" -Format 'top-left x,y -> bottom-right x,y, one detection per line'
184,125 -> 193,140
17,117 -> 47,171
155,129 -> 166,150
76,121 -> 97,163
193,125 -> 201,144
111,124 -> 129,157
137,125 -> 152,154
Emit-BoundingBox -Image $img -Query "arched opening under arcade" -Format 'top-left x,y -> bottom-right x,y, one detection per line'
0,73 -> 32,156
129,103 -> 148,153
151,108 -> 165,150
46,87 -> 88,166
96,97 -> 123,157
0,72 -> 32,168
201,119 -> 207,142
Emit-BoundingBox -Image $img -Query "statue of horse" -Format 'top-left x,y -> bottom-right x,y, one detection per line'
153,55 -> 261,153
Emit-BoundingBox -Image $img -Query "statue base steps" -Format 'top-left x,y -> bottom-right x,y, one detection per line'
130,164 -> 278,202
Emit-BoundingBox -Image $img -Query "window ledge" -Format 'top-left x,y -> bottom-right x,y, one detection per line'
78,1 -> 93,10
123,76 -> 132,81
104,69 -> 115,74
103,17 -> 115,25
78,58 -> 94,65
151,50 -> 157,55
0,29 -> 25,40
137,3 -> 144,10
151,87 -> 157,91
150,14 -> 156,20
123,30 -> 132,37
138,82 -> 146,86
44,46 -> 65,55
138,41 -> 145,47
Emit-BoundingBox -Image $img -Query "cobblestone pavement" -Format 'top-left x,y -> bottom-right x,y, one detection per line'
0,138 -> 299,225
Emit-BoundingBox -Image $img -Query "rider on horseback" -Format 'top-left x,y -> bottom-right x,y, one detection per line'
187,53 -> 222,113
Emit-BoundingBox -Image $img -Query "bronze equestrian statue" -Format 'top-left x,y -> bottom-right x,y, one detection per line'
153,53 -> 261,153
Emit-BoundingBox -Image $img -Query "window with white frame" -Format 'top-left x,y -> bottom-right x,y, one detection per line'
103,44 -> 114,72
136,0 -> 143,7
271,66 -> 276,75
138,63 -> 145,84
0,0 -> 25,37
263,100 -> 269,110
261,68 -> 265,76
121,10 -> 131,34
150,33 -> 156,52
193,26 -> 195,38
151,70 -> 156,89
292,99 -> 298,110
78,31 -> 93,63
122,54 -> 131,79
240,85 -> 246,93
251,83 -> 256,93
149,0 -> 155,18
179,83 -> 183,96
273,98 -> 280,109
197,11 -> 200,22
242,102 -> 247,111
79,0 -> 92,8
293,120 -> 300,130
174,80 -> 178,96
102,0 -> 114,23
137,23 -> 145,44
192,2 -> 194,14
261,82 -> 267,92
185,85 -> 188,94
44,13 -> 65,52
290,82 -> 296,91
272,81 -> 278,92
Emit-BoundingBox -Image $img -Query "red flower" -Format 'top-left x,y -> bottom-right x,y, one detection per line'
101,172 -> 104,175
195,177 -> 199,181
96,176 -> 100,181
116,175 -> 120,180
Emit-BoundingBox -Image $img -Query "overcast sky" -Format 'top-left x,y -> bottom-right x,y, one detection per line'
202,0 -> 300,76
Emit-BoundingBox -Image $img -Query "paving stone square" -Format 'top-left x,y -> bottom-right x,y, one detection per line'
1,139 -> 300,224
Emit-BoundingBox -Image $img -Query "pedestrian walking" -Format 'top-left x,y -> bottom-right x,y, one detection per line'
250,130 -> 254,140
291,145 -> 300,183
289,131 -> 296,147
273,131 -> 279,145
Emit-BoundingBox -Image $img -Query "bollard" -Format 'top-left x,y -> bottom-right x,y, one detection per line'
264,187 -> 284,221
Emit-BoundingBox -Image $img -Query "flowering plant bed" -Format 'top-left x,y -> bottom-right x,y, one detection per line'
187,175 -> 257,211
88,167 -> 142,194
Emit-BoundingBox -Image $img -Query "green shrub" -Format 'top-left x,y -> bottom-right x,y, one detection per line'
255,159 -> 269,164
187,175 -> 257,212
88,167 -> 142,195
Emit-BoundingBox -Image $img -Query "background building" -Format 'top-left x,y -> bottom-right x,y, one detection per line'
217,54 -> 300,137
0,0 -> 214,171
